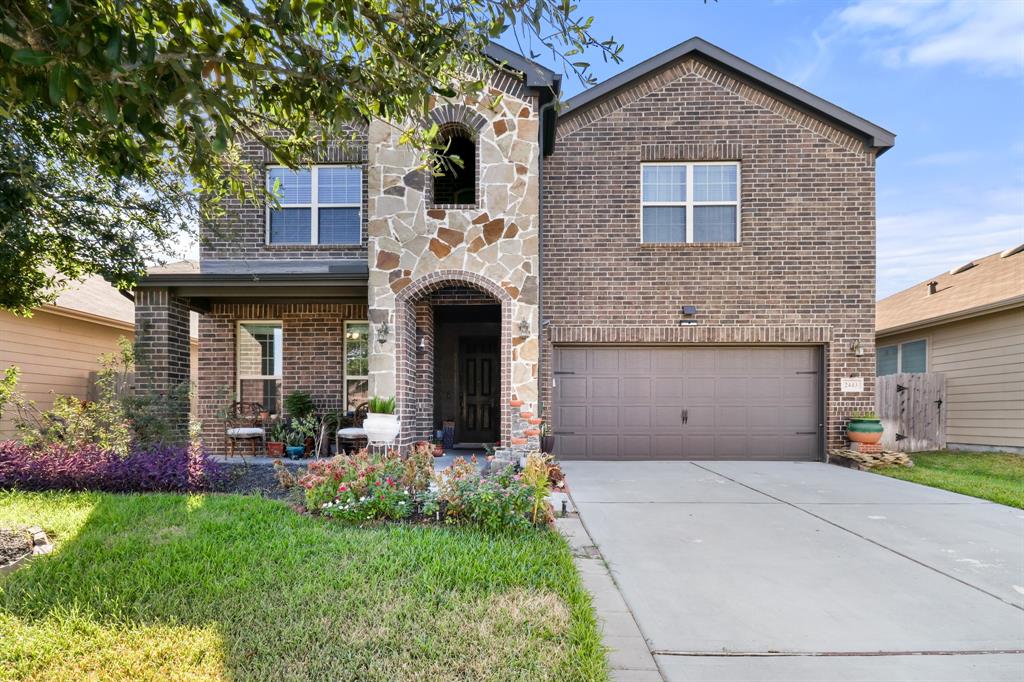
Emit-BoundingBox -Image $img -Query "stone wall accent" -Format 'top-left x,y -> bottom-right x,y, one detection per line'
134,287 -> 192,441
196,302 -> 366,449
200,129 -> 369,263
543,57 -> 878,452
367,84 -> 542,449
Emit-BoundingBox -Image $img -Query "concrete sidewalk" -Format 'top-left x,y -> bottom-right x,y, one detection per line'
562,461 -> 1024,682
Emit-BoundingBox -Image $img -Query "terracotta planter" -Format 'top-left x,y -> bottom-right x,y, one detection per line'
267,442 -> 285,456
520,411 -> 533,419
510,399 -> 524,408
528,417 -> 543,425
524,428 -> 540,437
511,437 -> 527,445
847,418 -> 883,445
434,444 -> 444,457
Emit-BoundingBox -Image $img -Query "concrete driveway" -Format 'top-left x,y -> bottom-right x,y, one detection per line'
562,461 -> 1024,682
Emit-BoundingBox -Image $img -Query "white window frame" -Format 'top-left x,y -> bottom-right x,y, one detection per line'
343,320 -> 370,412
265,165 -> 362,245
236,320 -> 283,413
877,338 -> 928,375
640,161 -> 741,243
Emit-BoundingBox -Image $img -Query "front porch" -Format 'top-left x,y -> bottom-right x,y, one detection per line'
133,264 -> 539,456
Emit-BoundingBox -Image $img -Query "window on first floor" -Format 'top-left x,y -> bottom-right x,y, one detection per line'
267,165 -> 361,245
344,321 -> 369,413
877,339 -> 927,376
238,322 -> 283,413
641,162 -> 740,243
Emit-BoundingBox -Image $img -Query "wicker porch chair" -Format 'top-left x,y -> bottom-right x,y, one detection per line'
336,403 -> 369,455
224,401 -> 267,460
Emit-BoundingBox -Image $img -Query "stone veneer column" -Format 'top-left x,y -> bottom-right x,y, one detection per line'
134,287 -> 192,441
366,88 -> 542,452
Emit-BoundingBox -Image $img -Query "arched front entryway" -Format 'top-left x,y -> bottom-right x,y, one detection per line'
394,270 -> 514,448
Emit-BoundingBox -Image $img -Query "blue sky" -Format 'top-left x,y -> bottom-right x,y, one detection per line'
509,0 -> 1024,298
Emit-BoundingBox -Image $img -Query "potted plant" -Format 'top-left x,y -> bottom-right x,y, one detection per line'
284,390 -> 316,420
539,420 -> 554,454
266,419 -> 287,457
285,424 -> 306,459
847,410 -> 883,445
433,438 -> 444,457
364,395 -> 400,443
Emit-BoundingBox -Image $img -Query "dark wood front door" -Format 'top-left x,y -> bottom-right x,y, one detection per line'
458,336 -> 499,444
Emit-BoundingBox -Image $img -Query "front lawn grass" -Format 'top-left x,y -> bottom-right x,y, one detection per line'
875,450 -> 1024,508
0,490 -> 606,681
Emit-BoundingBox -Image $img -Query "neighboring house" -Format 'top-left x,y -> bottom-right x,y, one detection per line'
134,37 -> 895,460
876,246 -> 1024,453
0,274 -> 199,437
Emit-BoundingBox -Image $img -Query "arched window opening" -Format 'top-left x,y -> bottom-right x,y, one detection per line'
433,126 -> 476,205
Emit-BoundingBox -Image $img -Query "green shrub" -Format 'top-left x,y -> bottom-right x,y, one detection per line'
283,390 -> 316,419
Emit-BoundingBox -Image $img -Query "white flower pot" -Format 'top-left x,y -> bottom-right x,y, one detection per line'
364,412 -> 400,443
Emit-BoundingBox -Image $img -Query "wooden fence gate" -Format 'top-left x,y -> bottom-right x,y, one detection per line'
875,373 -> 946,452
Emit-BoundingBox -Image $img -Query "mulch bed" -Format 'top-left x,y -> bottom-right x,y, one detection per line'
0,528 -> 32,567
214,463 -> 294,501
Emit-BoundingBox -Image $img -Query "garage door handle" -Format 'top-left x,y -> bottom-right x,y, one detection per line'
795,431 -> 817,435
681,409 -> 688,424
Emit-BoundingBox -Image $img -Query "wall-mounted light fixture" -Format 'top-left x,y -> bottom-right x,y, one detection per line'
416,334 -> 427,354
376,320 -> 390,344
680,305 -> 699,316
850,340 -> 865,356
518,319 -> 531,336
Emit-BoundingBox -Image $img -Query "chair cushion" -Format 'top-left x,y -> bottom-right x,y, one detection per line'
226,427 -> 264,438
337,427 -> 367,438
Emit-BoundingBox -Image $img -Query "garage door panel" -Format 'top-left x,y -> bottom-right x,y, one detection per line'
554,346 -> 821,461
590,377 -> 620,402
622,376 -> 652,400
590,349 -> 620,372
622,405 -> 652,427
590,405 -> 619,428
653,377 -> 684,401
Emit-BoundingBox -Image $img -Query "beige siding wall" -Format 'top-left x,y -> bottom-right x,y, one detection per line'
878,306 -> 1024,450
1,310 -> 198,438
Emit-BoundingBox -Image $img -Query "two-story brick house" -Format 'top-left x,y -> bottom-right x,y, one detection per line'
135,37 -> 894,460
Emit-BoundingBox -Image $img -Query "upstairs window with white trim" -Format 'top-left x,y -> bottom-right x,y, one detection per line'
641,162 -> 740,243
267,166 -> 361,245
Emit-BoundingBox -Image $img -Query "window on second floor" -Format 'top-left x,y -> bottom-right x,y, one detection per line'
267,165 -> 361,245
877,339 -> 927,376
641,162 -> 740,243
432,125 -> 477,206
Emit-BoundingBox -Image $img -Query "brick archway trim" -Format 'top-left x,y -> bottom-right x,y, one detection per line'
395,270 -> 514,447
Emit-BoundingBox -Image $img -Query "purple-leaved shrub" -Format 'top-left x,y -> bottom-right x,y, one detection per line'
0,441 -> 222,493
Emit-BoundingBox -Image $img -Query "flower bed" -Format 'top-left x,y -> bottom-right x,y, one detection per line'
0,441 -> 223,493
278,443 -> 557,531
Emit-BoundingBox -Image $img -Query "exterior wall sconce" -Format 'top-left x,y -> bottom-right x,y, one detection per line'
416,334 -> 427,354
376,321 -> 390,344
850,340 -> 865,356
678,305 -> 699,326
518,319 -> 530,336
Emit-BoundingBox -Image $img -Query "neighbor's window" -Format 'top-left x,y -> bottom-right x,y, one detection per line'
432,125 -> 476,205
344,321 -> 369,413
237,322 -> 283,413
641,162 -> 740,243
267,166 -> 361,245
876,339 -> 927,376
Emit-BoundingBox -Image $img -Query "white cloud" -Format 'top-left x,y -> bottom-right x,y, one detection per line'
909,149 -> 981,166
877,207 -> 1024,297
837,0 -> 1024,76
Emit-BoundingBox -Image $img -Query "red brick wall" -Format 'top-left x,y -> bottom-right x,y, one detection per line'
541,57 -> 879,451
197,302 -> 367,450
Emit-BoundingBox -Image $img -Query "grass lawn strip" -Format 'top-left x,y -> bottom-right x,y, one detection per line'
0,490 -> 606,681
875,450 -> 1024,509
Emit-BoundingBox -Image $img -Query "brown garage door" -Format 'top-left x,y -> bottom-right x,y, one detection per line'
553,346 -> 822,460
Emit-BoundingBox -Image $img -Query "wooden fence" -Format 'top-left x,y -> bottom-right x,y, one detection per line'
875,372 -> 946,452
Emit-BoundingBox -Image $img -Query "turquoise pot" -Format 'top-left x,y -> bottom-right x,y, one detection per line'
286,446 -> 305,459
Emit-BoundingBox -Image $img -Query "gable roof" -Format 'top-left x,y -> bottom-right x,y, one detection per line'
876,246 -> 1024,335
562,36 -> 895,155
43,273 -> 136,329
